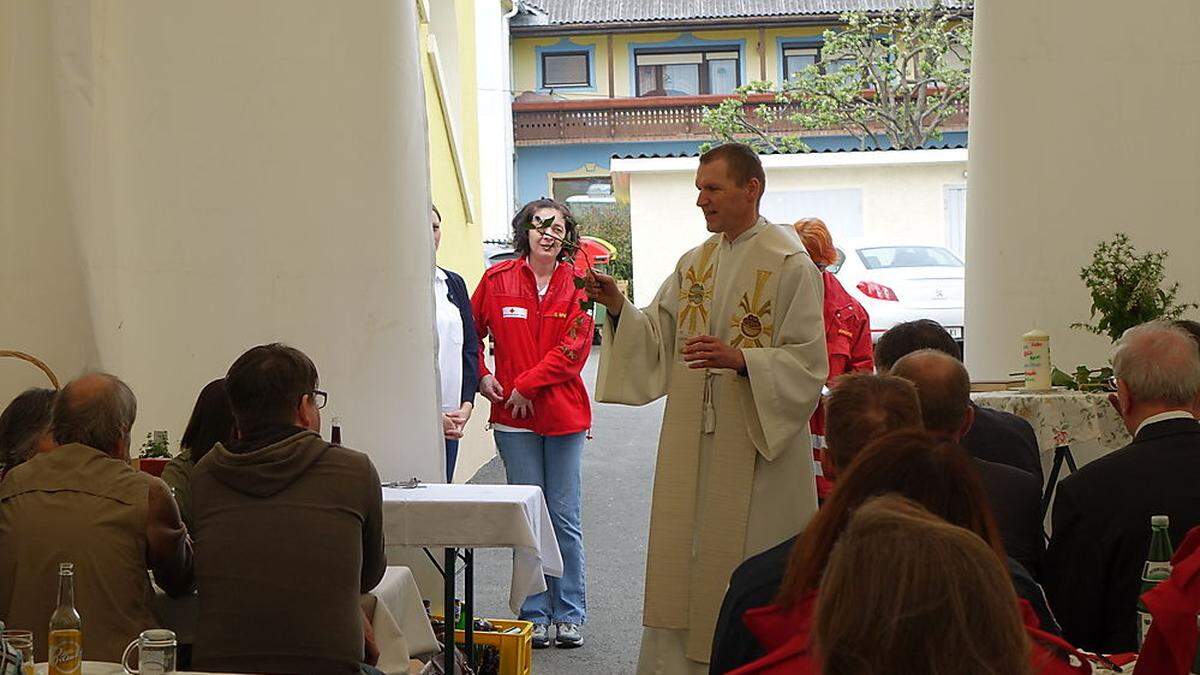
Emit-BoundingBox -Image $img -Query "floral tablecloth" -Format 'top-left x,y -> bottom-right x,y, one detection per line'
971,389 -> 1130,454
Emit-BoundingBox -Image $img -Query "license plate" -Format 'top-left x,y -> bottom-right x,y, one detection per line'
946,326 -> 963,339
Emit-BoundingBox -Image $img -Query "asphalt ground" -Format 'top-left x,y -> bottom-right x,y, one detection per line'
466,354 -> 663,674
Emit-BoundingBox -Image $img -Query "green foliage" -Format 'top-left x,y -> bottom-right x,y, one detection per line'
1052,365 -> 1115,392
701,1 -> 972,153
1070,233 -> 1198,343
139,431 -> 171,459
574,202 -> 634,299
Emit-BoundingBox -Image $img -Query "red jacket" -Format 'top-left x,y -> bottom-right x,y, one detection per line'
729,593 -> 1090,675
809,271 -> 873,437
1135,525 -> 1200,675
471,258 -> 593,436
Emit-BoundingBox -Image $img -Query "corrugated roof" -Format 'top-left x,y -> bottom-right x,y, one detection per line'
610,139 -> 967,159
516,0 -> 946,26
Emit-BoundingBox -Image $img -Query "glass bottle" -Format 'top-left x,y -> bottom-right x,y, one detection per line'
331,416 -> 342,445
1137,515 -> 1174,649
48,563 -> 82,675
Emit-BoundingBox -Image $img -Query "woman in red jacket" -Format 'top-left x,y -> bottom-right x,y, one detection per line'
471,198 -> 593,650
729,430 -> 1088,675
792,218 -> 873,499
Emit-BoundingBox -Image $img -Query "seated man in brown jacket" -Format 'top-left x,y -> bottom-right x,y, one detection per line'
0,372 -> 194,662
191,343 -> 386,675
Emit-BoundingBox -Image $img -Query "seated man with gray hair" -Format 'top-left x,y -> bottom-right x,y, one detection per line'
0,372 -> 194,662
1043,320 -> 1200,654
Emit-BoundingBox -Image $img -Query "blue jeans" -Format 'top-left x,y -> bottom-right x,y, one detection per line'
494,430 -> 587,625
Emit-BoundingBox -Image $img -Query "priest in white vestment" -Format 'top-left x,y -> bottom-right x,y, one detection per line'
586,143 -> 827,673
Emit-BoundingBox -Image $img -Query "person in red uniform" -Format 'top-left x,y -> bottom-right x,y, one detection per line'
728,430 -> 1090,675
471,198 -> 593,650
791,218 -> 873,499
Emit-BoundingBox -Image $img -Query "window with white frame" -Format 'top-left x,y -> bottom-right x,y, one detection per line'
542,51 -> 590,88
634,48 -> 740,97
781,41 -> 857,82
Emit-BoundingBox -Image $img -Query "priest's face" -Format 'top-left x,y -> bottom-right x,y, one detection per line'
695,158 -> 758,234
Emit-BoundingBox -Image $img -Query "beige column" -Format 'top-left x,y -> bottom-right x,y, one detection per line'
0,0 -> 442,481
965,0 -> 1200,379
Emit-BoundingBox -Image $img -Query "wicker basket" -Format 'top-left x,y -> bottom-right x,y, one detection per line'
0,350 -> 61,390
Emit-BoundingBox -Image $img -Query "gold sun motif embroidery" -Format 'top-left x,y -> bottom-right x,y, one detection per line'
730,270 -> 775,349
678,244 -> 717,334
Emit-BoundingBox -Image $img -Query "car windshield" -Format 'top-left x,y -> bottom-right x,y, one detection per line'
856,246 -> 962,270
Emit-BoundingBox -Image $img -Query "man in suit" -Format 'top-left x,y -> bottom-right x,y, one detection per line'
876,319 -> 1043,484
890,349 -> 1045,576
1043,321 -> 1200,654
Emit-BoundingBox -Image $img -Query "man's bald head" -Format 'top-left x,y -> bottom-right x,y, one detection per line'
52,372 -> 137,459
889,349 -> 972,438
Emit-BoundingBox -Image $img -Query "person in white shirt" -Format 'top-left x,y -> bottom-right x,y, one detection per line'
432,205 -> 479,482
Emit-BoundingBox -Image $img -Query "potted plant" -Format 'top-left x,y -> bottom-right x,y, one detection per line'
137,430 -> 171,477
1071,233 -> 1196,343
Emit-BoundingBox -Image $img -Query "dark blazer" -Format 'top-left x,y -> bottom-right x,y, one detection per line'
709,535 -> 795,674
1043,416 -> 1200,653
964,404 -> 1043,485
440,268 -> 479,406
975,457 -> 1045,578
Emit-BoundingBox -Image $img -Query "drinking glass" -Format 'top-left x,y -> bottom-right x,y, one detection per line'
1,630 -> 34,675
121,629 -> 176,674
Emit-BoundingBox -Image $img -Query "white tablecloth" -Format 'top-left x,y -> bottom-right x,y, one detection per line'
152,565 -> 436,673
33,663 -> 229,674
971,389 -> 1130,454
381,483 -> 564,614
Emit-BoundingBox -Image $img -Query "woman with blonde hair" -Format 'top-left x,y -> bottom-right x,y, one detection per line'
792,218 -> 873,500
815,495 -> 1032,675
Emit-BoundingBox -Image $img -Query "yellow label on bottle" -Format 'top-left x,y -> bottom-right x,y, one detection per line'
47,629 -> 81,675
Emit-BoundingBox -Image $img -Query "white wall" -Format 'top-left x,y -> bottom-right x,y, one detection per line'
477,0 -> 517,242
620,153 -> 967,306
0,0 -> 442,482
966,0 -> 1200,379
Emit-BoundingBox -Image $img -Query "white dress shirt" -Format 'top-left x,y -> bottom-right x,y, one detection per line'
434,268 -> 464,414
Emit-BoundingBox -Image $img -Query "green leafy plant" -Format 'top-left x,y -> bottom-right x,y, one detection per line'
701,1 -> 972,153
1051,365 -> 1114,392
139,430 -> 170,459
574,202 -> 633,299
1070,233 -> 1197,343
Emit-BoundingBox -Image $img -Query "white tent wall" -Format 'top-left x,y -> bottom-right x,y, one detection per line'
966,0 -> 1200,379
0,0 -> 441,482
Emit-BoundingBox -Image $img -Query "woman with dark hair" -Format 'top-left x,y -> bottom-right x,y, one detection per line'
432,204 -> 479,482
726,429 -> 1084,674
161,378 -> 235,531
471,198 -> 592,649
0,388 -> 57,479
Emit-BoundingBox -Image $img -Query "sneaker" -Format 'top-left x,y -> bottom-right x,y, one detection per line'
555,622 -> 583,648
531,623 -> 551,649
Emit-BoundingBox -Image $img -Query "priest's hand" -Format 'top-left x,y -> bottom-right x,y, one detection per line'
505,388 -> 534,419
584,269 -> 624,316
682,335 -> 747,372
479,375 -> 505,403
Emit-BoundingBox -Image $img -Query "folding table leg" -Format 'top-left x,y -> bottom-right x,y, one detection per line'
1040,445 -> 1068,518
464,549 -> 474,670
443,547 -> 456,675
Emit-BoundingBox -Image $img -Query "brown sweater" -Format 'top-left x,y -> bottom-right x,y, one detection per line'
0,445 -> 166,662
190,430 -> 385,675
